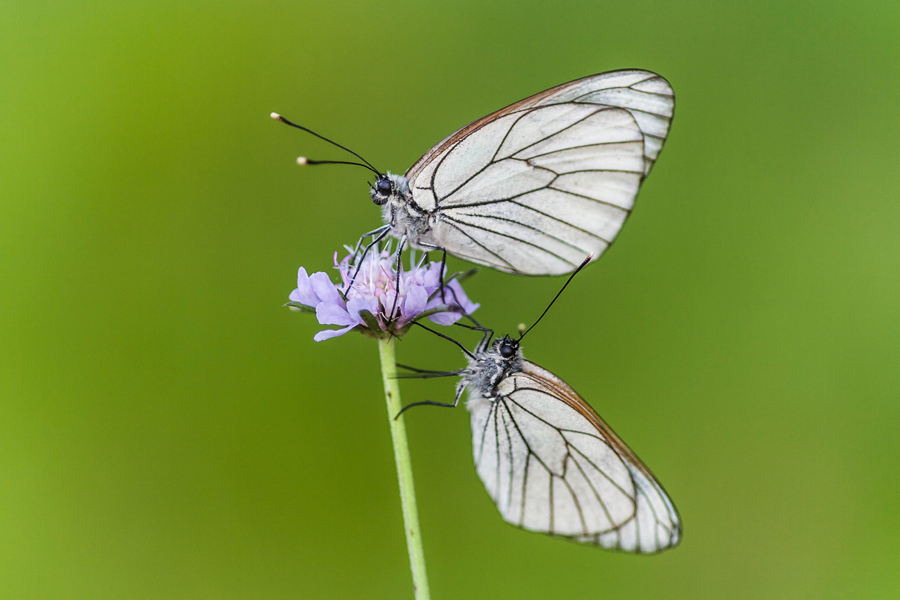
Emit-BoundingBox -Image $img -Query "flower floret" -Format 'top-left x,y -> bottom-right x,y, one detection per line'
289,247 -> 478,341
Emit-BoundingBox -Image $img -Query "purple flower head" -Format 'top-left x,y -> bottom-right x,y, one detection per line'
289,245 -> 479,342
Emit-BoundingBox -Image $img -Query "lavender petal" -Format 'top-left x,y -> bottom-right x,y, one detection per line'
428,309 -> 463,326
309,271 -> 344,306
447,279 -> 480,314
345,298 -> 374,326
290,267 -> 320,306
316,302 -> 357,327
313,324 -> 357,341
403,285 -> 428,319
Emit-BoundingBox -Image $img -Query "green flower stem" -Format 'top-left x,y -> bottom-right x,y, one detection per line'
378,336 -> 431,600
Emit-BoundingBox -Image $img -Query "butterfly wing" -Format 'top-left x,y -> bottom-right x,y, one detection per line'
467,360 -> 681,552
405,70 -> 674,275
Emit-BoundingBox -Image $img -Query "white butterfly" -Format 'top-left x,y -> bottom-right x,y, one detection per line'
421,331 -> 681,553
370,69 -> 674,275
397,255 -> 680,552
276,69 -> 674,276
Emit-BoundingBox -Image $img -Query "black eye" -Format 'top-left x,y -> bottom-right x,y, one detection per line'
500,344 -> 515,358
376,178 -> 392,196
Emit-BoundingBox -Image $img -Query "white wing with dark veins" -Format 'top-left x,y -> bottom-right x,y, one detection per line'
406,70 -> 674,275
467,360 -> 681,553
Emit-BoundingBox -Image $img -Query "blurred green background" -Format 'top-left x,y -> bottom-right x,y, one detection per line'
2,1 -> 898,598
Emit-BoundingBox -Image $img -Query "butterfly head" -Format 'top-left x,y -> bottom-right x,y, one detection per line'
370,172 -> 410,207
370,174 -> 392,206
496,335 -> 520,360
465,335 -> 523,398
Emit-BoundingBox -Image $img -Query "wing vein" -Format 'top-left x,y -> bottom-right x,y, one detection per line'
507,200 -> 614,243
572,101 -> 671,119
497,106 -> 604,160
441,220 -> 518,272
475,397 -> 498,467
569,448 -> 617,532
500,402 -> 516,512
441,215 -> 580,268
489,110 -> 531,163
520,451 -> 530,527
451,209 -> 605,251
519,140 -> 643,161
561,459 -> 589,535
566,437 -> 636,502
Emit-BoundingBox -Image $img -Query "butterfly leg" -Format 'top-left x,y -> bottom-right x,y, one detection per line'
440,284 -> 484,331
437,248 -> 449,303
344,225 -> 391,295
394,364 -> 467,379
417,243 -> 449,303
387,236 -> 407,325
394,382 -> 467,419
417,242 -> 480,324
412,321 -> 476,359
350,225 -> 391,262
453,322 -> 494,352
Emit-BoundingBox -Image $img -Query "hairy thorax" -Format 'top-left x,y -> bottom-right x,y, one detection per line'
381,173 -> 439,249
461,344 -> 524,399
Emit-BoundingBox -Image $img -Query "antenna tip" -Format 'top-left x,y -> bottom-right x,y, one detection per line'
517,323 -> 527,335
270,112 -> 282,120
296,156 -> 308,165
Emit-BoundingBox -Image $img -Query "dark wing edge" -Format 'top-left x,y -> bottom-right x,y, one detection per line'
519,360 -> 683,552
405,69 -> 675,184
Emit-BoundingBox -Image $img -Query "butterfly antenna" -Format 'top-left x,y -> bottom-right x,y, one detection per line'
296,156 -> 380,175
270,113 -> 382,175
518,254 -> 592,342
